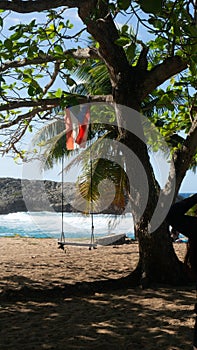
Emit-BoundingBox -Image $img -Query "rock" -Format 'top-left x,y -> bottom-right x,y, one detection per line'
0,177 -> 75,214
0,177 -> 129,214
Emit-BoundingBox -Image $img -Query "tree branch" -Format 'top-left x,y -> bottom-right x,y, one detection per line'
43,61 -> 61,95
0,98 -> 60,113
0,94 -> 113,115
171,116 -> 197,196
78,3 -> 130,85
141,56 -> 188,100
0,48 -> 99,73
0,0 -> 80,13
0,107 -> 51,130
136,46 -> 149,71
5,123 -> 30,155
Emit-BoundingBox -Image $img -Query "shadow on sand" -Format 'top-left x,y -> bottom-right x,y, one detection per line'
0,275 -> 195,350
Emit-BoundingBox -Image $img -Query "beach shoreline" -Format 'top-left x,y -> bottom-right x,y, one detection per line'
0,237 -> 196,350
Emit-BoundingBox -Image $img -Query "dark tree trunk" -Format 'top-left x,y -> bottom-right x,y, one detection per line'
78,2 -> 194,286
114,80 -> 188,286
136,222 -> 188,286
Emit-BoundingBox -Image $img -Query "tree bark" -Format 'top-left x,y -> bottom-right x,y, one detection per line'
111,81 -> 187,285
0,0 -> 80,13
172,116 -> 197,197
78,1 -> 195,285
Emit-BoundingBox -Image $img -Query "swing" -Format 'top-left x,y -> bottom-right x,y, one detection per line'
57,111 -> 127,250
58,124 -> 97,250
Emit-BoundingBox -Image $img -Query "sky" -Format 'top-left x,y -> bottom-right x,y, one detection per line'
1,147 -> 196,193
0,8 -> 196,194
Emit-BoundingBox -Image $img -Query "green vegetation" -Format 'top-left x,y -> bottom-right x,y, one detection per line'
0,0 -> 196,285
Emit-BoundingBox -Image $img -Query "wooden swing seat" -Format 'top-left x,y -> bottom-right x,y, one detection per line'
58,240 -> 97,249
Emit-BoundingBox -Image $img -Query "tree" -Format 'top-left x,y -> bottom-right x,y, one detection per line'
0,0 -> 196,285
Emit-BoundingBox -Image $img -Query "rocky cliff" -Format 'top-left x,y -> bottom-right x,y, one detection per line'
0,178 -> 76,214
0,177 -> 127,214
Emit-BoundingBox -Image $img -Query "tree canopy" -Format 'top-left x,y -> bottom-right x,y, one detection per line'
0,1 -> 196,160
0,0 -> 196,284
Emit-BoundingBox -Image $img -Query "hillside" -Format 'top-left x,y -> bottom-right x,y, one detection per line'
0,178 -> 126,214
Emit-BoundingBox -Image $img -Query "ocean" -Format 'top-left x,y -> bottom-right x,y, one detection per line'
0,211 -> 134,239
0,193 -> 193,239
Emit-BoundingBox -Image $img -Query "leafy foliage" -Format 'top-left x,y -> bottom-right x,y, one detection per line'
0,0 -> 196,170
0,0 -> 196,284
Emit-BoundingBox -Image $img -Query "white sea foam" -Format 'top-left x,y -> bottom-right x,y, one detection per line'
0,212 -> 134,239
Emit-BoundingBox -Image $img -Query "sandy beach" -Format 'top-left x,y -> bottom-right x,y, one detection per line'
0,237 -> 196,350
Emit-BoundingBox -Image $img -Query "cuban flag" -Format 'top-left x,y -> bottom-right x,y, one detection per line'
64,105 -> 90,150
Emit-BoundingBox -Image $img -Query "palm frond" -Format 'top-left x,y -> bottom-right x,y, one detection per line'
72,61 -> 111,96
33,118 -> 64,146
77,157 -> 128,214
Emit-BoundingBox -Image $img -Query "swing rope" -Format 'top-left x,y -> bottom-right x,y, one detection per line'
58,114 -> 96,250
89,122 -> 95,249
61,153 -> 64,241
58,154 -> 66,250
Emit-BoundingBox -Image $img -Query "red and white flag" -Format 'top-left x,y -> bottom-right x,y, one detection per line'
64,105 -> 90,150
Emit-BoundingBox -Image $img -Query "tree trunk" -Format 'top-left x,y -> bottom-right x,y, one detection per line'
78,3 -> 191,286
136,222 -> 188,286
115,82 -> 188,286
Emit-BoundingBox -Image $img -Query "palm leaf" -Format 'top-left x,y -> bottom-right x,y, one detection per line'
72,61 -> 111,95
77,157 -> 128,214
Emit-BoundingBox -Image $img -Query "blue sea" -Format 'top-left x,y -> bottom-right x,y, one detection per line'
0,211 -> 134,239
0,193 -> 193,239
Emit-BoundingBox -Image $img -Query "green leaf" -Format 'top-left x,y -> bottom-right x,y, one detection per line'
65,19 -> 74,29
67,77 -> 76,86
157,94 -> 174,111
115,36 -> 130,46
55,88 -> 63,98
27,44 -> 38,58
23,119 -> 29,126
191,51 -> 197,64
28,85 -> 35,96
64,58 -> 77,70
187,25 -> 197,37
126,43 -> 136,60
121,25 -> 129,34
28,125 -> 33,132
117,0 -> 131,10
0,74 -> 5,83
4,39 -> 13,51
46,23 -> 55,34
109,3 -> 116,14
54,45 -> 63,54
138,0 -> 162,14
10,29 -> 23,41
148,17 -> 164,30
189,60 -> 197,76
